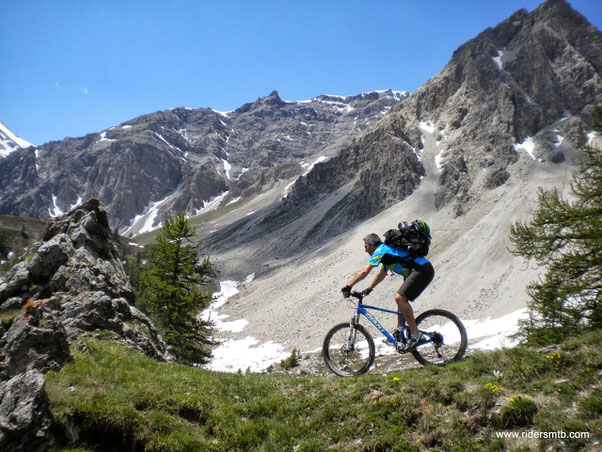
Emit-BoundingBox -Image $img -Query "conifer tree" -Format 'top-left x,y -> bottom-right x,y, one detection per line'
510,108 -> 602,344
140,212 -> 214,364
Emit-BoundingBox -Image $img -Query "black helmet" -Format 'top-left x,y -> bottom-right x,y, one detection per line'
412,219 -> 431,238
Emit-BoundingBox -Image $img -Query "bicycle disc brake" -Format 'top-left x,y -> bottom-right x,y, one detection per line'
431,332 -> 444,358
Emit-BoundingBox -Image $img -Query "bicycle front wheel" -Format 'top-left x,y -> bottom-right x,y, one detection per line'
411,309 -> 467,366
323,322 -> 375,376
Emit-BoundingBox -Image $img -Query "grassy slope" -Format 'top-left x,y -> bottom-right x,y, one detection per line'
46,331 -> 602,451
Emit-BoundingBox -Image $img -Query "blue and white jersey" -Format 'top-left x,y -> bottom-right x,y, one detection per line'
367,243 -> 429,276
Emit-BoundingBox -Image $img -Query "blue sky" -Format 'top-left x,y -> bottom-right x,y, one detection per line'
1,0 -> 601,146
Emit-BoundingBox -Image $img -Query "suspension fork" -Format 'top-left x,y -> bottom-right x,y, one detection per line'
347,313 -> 360,345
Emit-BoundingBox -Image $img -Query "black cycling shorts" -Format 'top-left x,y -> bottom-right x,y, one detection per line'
397,262 -> 434,301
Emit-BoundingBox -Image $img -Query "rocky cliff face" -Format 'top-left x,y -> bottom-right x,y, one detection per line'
280,0 -> 602,221
203,0 -> 602,260
0,90 -> 407,232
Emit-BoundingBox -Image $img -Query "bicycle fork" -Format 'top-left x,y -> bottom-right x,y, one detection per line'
344,314 -> 360,351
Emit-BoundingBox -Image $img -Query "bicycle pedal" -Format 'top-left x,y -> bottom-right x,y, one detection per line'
395,344 -> 409,354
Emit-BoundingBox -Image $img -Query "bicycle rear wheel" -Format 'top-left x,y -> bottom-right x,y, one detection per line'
411,309 -> 467,366
323,322 -> 375,376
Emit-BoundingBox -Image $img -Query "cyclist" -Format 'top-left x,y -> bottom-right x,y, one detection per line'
341,232 -> 435,351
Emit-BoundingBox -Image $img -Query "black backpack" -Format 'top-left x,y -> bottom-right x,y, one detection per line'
384,219 -> 431,257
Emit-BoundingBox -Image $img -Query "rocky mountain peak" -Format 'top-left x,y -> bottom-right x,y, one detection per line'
0,121 -> 33,158
212,0 -> 601,255
264,90 -> 284,105
0,88 -> 405,232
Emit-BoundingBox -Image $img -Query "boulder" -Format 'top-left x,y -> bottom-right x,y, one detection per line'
0,370 -> 53,452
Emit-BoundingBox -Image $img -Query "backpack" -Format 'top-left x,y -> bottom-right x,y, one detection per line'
384,219 -> 431,257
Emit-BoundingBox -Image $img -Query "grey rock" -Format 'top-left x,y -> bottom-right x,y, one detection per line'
0,299 -> 71,380
60,291 -> 170,360
0,297 -> 24,312
0,370 -> 53,452
0,199 -> 133,304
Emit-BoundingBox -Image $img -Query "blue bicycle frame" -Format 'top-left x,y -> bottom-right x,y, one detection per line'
355,301 -> 403,344
353,298 -> 435,348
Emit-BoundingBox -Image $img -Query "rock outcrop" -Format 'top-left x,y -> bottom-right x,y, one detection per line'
0,199 -> 171,451
0,198 -> 169,359
0,299 -> 70,381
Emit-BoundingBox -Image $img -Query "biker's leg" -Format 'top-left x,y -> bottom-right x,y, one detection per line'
395,293 -> 418,335
396,263 -> 435,336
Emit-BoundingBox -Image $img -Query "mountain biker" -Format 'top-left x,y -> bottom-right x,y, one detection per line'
341,232 -> 435,351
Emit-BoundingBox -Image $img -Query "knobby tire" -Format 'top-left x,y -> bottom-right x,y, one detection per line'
322,322 -> 375,377
411,309 -> 467,366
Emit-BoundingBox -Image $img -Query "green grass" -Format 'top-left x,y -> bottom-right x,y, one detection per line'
46,331 -> 602,451
0,308 -> 21,328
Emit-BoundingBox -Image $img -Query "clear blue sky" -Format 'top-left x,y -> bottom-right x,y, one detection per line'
1,0 -> 600,146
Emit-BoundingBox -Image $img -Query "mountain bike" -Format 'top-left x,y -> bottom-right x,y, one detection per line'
323,291 -> 467,376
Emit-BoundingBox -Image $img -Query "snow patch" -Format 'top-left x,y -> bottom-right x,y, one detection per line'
0,121 -> 34,157
554,134 -> 564,148
235,168 -> 249,180
48,195 -> 64,218
207,338 -> 288,373
201,275 -> 289,373
302,156 -> 328,176
212,109 -> 231,118
513,136 -> 537,160
466,308 -> 530,350
435,150 -> 446,171
419,121 -> 436,134
194,191 -> 230,217
123,186 -> 181,236
221,159 -> 232,180
97,132 -> 115,143
35,149 -> 41,172
492,50 -> 504,70
69,196 -> 84,211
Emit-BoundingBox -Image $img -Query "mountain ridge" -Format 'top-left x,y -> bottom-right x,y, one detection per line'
0,89 -> 408,232
201,0 -> 602,261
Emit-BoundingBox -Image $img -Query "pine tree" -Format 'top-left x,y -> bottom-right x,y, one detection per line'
509,108 -> 602,344
140,212 -> 214,364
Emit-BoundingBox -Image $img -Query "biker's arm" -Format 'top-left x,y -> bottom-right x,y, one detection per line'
346,264 -> 374,289
367,267 -> 387,290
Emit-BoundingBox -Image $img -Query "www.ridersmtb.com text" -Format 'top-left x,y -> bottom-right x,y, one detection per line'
495,430 -> 590,440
